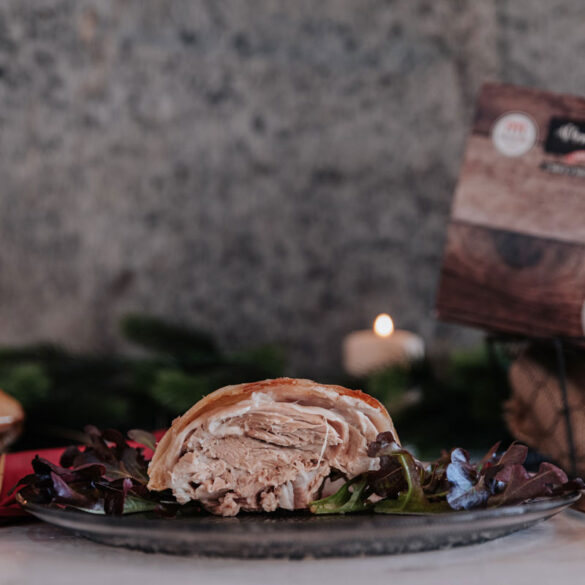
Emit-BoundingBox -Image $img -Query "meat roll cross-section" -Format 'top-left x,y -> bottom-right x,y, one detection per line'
147,378 -> 398,516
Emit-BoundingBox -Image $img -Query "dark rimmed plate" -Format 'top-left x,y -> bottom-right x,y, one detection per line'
16,491 -> 580,558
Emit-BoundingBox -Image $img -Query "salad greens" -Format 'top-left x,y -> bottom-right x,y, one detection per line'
12,428 -> 583,517
12,426 -> 189,516
311,432 -> 583,515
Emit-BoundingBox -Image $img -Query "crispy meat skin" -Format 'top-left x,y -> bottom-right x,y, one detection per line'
148,378 -> 397,516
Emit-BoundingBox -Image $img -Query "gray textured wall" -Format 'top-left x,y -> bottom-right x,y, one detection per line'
0,1 -> 584,376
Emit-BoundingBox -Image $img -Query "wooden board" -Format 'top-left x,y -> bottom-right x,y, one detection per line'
437,83 -> 585,338
452,136 -> 585,245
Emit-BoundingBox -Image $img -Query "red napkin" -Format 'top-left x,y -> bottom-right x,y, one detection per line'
0,447 -> 64,521
0,430 -> 166,523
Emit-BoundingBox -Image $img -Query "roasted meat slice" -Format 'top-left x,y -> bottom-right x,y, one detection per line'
148,378 -> 397,516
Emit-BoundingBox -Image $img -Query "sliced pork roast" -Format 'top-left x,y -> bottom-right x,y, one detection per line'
147,378 -> 397,516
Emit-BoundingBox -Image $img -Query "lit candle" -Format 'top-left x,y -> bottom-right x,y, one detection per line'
342,314 -> 425,377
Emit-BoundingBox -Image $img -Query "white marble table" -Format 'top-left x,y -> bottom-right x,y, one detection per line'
1,511 -> 584,585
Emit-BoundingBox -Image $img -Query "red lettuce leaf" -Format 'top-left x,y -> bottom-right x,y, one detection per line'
446,443 -> 580,510
446,449 -> 492,510
14,427 -> 179,516
314,434 -> 584,516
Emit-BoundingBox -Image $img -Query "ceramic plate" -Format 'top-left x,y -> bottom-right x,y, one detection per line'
16,491 -> 580,558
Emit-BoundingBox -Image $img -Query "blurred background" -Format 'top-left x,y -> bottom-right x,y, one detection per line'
1,1 -> 585,456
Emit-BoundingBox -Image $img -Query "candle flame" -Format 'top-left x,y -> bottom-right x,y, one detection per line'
373,313 -> 394,338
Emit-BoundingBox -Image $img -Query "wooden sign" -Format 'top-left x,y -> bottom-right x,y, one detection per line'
437,82 -> 585,338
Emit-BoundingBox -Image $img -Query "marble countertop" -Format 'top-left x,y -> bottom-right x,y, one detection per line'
2,511 -> 585,585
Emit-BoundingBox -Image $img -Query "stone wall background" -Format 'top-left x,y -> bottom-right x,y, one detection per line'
0,1 -> 583,376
